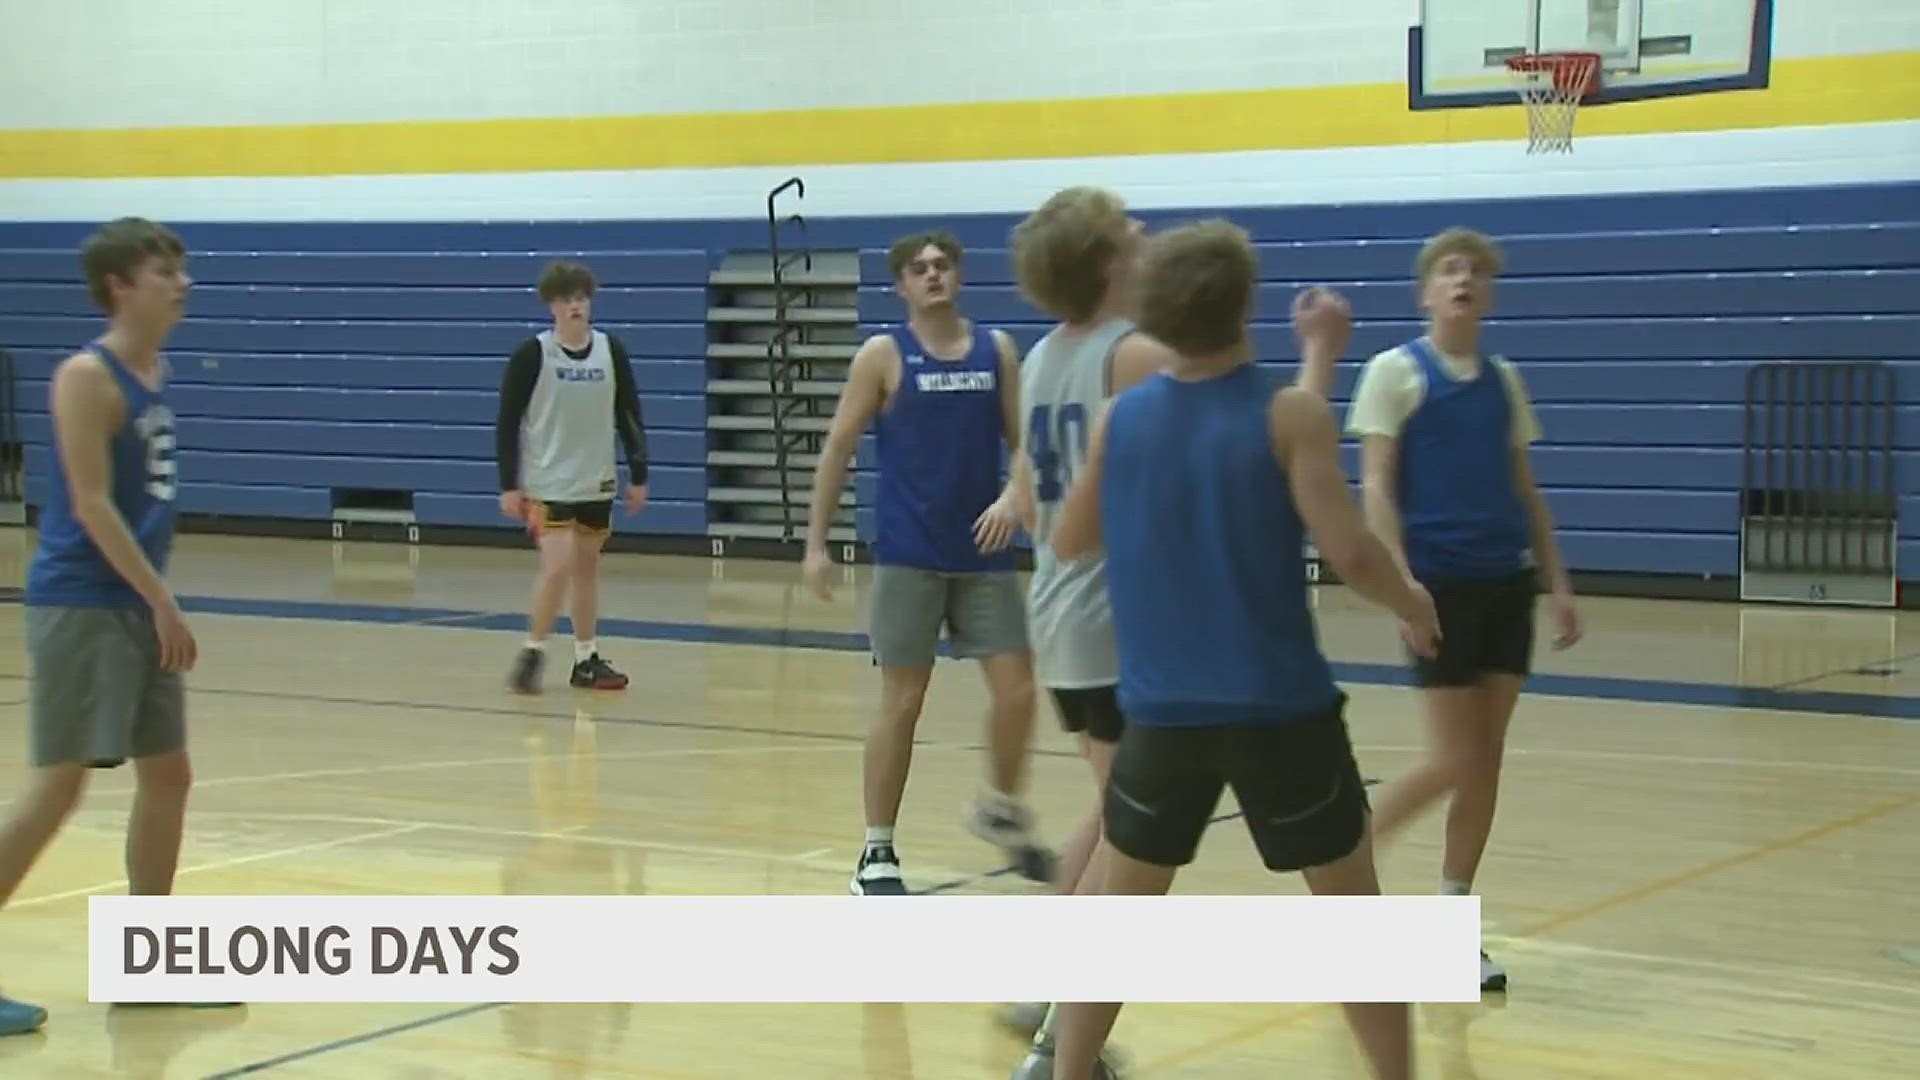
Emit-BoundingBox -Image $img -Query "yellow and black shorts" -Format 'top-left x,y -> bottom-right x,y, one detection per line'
529,499 -> 613,536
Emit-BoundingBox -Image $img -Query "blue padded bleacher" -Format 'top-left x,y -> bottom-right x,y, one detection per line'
1,179 -> 1915,583
847,205 -> 1920,580
0,241 -> 717,536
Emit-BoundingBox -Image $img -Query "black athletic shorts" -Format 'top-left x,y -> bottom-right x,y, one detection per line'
1102,693 -> 1368,873
534,499 -> 613,535
1050,685 -> 1125,744
1409,569 -> 1537,688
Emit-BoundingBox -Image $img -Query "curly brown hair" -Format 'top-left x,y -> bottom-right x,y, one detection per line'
1136,219 -> 1258,358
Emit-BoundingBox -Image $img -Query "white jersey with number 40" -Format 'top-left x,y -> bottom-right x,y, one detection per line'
1020,318 -> 1135,690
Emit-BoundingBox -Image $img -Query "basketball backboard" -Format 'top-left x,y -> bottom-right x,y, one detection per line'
1411,0 -> 1772,109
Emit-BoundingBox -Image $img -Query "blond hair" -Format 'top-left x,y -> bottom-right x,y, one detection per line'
1010,186 -> 1132,323
1415,228 -> 1504,282
1136,219 -> 1257,358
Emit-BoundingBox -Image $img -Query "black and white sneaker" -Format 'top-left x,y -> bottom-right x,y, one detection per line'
1010,1033 -> 1125,1079
570,654 -> 629,690
850,845 -> 908,896
996,1001 -> 1051,1038
965,797 -> 1057,884
508,646 -> 544,695
1481,950 -> 1507,992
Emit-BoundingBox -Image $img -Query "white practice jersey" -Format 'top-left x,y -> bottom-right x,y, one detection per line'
521,329 -> 619,503
1021,317 -> 1134,689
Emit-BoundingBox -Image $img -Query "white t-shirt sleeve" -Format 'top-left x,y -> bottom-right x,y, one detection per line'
1344,348 -> 1422,439
1495,359 -> 1544,447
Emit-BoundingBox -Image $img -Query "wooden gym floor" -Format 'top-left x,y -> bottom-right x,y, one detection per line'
0,529 -> 1913,1079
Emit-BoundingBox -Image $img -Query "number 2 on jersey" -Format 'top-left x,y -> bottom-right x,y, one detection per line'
1027,403 -> 1088,503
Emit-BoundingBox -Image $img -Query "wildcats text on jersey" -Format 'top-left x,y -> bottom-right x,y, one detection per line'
914,370 -> 997,393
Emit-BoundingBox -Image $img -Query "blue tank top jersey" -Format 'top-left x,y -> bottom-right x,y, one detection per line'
1395,338 -> 1530,581
1099,364 -> 1340,727
26,342 -> 179,608
870,324 -> 1016,573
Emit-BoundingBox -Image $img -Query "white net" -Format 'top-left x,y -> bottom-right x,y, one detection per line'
1507,53 -> 1600,154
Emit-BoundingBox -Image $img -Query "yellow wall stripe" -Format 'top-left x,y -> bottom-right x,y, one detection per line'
0,51 -> 1914,181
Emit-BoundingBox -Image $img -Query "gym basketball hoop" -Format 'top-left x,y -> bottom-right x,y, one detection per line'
1506,52 -> 1601,154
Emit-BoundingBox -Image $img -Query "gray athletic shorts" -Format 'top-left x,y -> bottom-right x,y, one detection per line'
867,566 -> 1029,668
26,605 -> 186,769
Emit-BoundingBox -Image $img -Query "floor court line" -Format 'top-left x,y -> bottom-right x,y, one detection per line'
62,809 -> 883,875
1136,789 -> 1920,1074
1488,743 -> 1920,778
40,739 -> 899,883
4,589 -> 1911,1072
124,769 -> 1914,1073
10,633 -> 1911,1068
0,673 -> 1119,770
194,809 -> 1247,1076
863,738 -> 1920,780
414,611 -> 502,627
6,670 -> 1911,780
161,832 -> 1042,1074
5,593 -> 1912,721
16,742 -> 896,913
1513,790 -> 1920,939
1764,647 -> 1920,692
1502,938 -> 1920,999
58,717 -> 1904,1075
0,671 -> 973,753
201,1001 -> 505,1080
65,740 -> 866,800
9,823 -> 429,910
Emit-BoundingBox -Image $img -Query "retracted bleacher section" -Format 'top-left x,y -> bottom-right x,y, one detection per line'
845,183 -> 1920,592
0,231 -> 714,540
0,180 -> 1914,599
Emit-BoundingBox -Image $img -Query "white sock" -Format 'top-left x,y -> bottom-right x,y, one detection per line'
1036,1003 -> 1059,1044
574,639 -> 597,662
1441,879 -> 1472,896
525,637 -> 545,651
864,827 -> 894,851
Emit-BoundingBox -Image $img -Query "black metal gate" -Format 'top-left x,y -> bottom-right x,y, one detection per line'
0,348 -> 20,509
1740,360 -> 1897,606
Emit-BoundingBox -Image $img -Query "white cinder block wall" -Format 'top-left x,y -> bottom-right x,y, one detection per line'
0,0 -> 1416,128
0,0 -> 1913,221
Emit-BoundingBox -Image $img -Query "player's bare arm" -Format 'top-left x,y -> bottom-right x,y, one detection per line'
52,352 -> 196,669
1345,352 -> 1417,579
1002,450 -> 1037,535
1272,388 -> 1438,654
992,329 -> 1022,449
1511,446 -> 1583,648
1049,404 -> 1109,561
1358,434 -> 1414,579
1290,287 -> 1352,399
803,334 -> 896,598
1497,361 -> 1581,648
973,330 -> 1028,553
